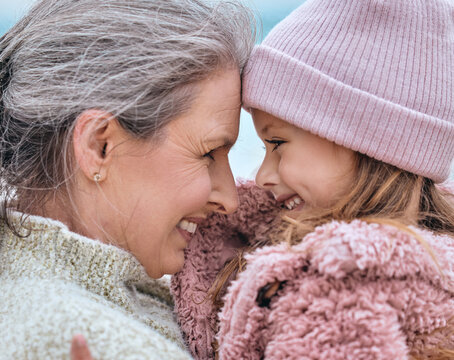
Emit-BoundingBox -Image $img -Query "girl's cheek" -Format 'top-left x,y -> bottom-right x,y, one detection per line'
279,155 -> 300,184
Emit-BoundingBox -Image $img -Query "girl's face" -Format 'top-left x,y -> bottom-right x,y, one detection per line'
253,109 -> 356,215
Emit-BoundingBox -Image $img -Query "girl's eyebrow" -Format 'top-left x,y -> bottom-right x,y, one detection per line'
260,124 -> 279,135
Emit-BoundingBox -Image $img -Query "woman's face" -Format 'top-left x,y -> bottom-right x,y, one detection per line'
253,109 -> 355,216
97,69 -> 241,278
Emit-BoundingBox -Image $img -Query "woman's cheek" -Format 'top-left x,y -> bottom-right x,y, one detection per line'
189,168 -> 213,207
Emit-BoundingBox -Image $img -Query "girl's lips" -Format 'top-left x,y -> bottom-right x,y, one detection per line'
275,193 -> 297,203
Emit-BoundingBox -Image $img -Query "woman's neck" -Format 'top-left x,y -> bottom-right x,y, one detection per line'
25,193 -> 88,238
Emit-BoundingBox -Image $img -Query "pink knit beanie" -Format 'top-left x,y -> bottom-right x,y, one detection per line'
243,0 -> 454,183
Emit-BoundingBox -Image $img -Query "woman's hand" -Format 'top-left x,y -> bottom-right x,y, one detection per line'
70,335 -> 93,360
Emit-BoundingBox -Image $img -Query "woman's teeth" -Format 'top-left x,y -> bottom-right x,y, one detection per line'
177,220 -> 197,234
285,196 -> 303,210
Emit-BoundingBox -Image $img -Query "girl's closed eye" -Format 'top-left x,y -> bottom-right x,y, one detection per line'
265,139 -> 287,152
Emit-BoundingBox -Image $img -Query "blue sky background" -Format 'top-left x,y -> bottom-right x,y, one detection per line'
0,0 -> 35,34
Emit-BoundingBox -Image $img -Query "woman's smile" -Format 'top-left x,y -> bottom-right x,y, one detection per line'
176,217 -> 205,242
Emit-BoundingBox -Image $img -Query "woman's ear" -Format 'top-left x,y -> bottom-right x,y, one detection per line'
72,109 -> 124,184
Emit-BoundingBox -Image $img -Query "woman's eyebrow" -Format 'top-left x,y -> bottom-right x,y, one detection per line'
205,136 -> 235,148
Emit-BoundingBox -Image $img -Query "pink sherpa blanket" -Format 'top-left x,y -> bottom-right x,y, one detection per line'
172,182 -> 454,359
171,182 -> 281,359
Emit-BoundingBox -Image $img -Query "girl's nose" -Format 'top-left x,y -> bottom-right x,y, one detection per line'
255,155 -> 279,189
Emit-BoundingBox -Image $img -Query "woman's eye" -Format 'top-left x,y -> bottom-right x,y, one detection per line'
203,150 -> 215,161
265,139 -> 286,152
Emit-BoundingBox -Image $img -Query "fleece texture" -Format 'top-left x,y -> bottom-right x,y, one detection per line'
172,182 -> 454,359
171,182 -> 281,359
0,213 -> 191,360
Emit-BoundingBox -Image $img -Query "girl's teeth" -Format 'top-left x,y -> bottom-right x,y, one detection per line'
285,196 -> 303,210
177,220 -> 197,234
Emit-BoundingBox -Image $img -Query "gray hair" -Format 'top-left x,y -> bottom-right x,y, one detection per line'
0,0 -> 255,218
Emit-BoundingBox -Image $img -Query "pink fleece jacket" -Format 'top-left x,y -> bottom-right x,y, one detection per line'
171,182 -> 454,359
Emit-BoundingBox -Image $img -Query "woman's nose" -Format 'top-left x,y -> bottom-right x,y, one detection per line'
206,159 -> 239,214
255,155 -> 279,189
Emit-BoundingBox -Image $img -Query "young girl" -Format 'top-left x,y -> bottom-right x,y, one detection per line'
172,0 -> 454,359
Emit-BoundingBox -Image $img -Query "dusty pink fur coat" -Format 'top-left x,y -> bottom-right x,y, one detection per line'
171,182 -> 454,359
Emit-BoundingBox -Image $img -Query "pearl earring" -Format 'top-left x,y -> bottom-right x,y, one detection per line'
93,173 -> 102,182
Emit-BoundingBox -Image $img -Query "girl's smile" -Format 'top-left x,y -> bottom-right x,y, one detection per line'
275,193 -> 304,211
252,109 -> 356,215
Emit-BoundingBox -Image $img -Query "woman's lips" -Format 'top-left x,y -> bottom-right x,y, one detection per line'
176,217 -> 205,243
177,227 -> 194,243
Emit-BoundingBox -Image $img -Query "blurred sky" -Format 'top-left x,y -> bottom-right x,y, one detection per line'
0,0 -> 35,34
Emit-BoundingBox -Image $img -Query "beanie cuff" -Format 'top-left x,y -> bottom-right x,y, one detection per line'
243,46 -> 454,183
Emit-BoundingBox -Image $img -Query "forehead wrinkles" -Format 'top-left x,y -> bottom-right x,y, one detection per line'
164,111 -> 238,157
206,91 -> 241,121
199,101 -> 241,144
202,118 -> 238,148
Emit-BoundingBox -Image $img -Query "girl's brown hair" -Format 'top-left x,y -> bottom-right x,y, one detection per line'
279,153 -> 454,243
210,152 -> 454,358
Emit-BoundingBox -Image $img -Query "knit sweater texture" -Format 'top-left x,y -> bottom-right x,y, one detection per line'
0,213 -> 191,359
172,182 -> 454,359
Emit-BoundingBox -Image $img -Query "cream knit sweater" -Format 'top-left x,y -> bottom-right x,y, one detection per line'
0,213 -> 191,359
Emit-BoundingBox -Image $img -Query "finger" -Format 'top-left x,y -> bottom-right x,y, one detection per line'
70,334 -> 93,360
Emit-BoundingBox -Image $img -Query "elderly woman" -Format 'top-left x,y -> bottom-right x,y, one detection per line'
0,0 -> 254,358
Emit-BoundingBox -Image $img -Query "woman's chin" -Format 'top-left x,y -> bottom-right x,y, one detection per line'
161,253 -> 186,277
